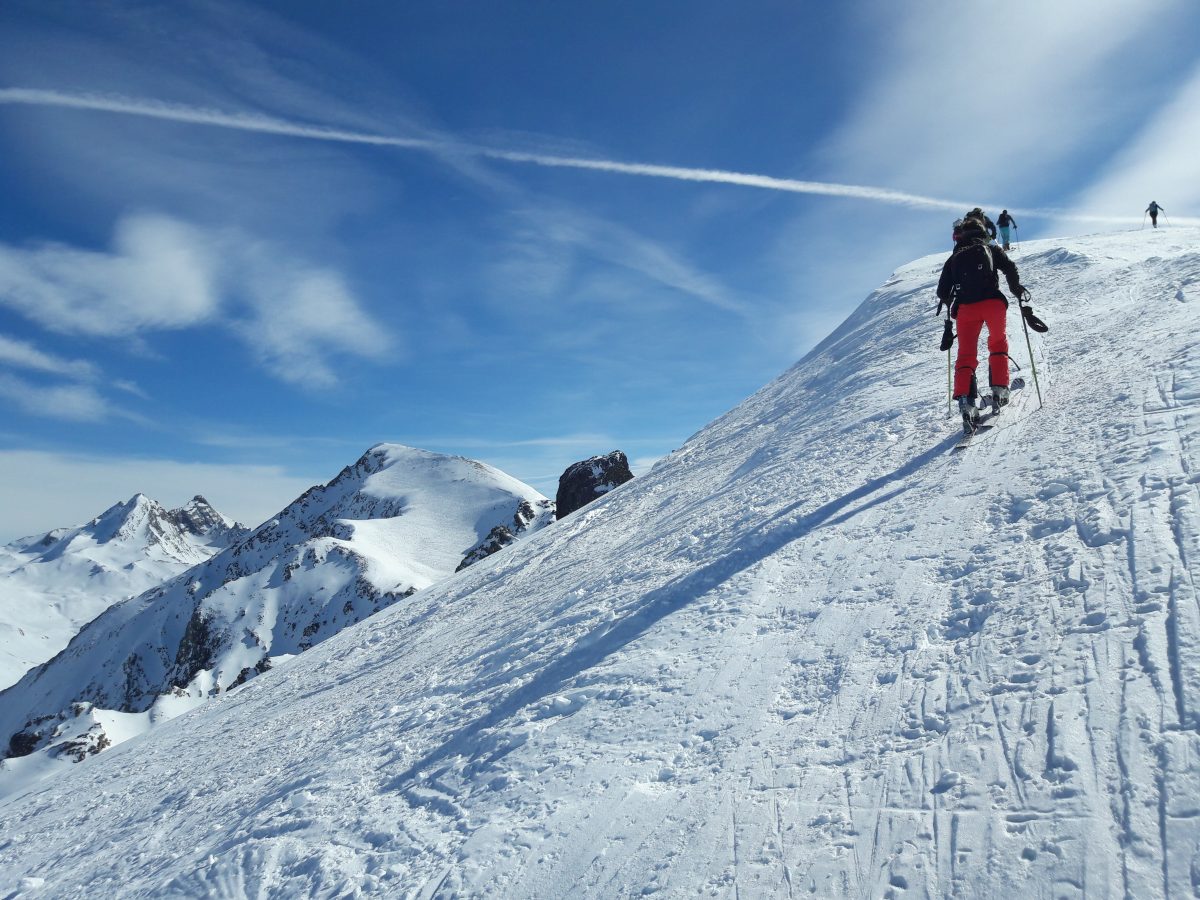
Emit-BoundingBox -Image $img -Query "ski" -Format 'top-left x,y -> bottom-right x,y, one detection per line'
954,421 -> 993,450
951,377 -> 1024,450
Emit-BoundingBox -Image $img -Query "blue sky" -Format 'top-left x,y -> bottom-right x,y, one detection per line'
0,0 -> 1198,539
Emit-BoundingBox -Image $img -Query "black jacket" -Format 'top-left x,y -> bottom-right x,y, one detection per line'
997,212 -> 1016,228
937,235 -> 1022,312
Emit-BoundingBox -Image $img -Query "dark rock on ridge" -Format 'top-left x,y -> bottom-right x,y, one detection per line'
555,451 -> 634,520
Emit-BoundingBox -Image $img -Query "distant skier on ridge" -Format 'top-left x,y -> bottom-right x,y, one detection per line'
937,214 -> 1029,436
997,210 -> 1017,250
1146,201 -> 1164,228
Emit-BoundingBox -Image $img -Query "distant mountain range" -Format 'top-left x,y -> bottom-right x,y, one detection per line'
0,494 -> 248,690
0,444 -> 553,789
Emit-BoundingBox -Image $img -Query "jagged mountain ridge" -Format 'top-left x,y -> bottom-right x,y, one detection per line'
1,230 -> 1199,897
0,494 -> 248,690
0,444 -> 553,774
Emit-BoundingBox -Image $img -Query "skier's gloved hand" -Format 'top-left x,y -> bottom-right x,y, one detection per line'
1016,287 -> 1031,303
940,318 -> 955,351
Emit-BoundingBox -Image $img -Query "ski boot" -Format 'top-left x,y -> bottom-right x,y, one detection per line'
958,396 -> 980,434
991,384 -> 1010,410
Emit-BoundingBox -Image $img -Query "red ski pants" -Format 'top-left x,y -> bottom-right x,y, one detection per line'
953,298 -> 1009,397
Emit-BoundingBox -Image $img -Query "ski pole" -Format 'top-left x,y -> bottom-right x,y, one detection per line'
1142,212 -> 1147,230
942,289 -> 958,416
1019,294 -> 1044,410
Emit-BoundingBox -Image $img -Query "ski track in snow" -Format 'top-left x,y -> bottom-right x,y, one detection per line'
2,230 -> 1200,898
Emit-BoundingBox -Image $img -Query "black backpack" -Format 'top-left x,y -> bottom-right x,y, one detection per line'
950,240 -> 994,300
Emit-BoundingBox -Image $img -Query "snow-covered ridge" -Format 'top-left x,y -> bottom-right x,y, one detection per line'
0,443 -> 552,784
0,494 -> 247,691
2,230 -> 1199,897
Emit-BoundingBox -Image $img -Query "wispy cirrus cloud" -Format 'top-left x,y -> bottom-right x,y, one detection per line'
0,373 -> 114,422
1056,59 -> 1200,229
0,213 -> 392,389
0,331 -> 152,423
233,263 -> 392,389
494,205 -> 750,317
820,0 -> 1188,201
2,87 -> 1181,224
0,334 -> 98,380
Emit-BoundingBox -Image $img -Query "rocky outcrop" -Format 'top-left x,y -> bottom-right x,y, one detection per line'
555,451 -> 634,520
457,499 -> 555,571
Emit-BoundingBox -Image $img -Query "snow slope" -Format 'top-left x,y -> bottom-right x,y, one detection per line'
0,445 -> 553,787
2,229 -> 1199,898
0,495 -> 246,690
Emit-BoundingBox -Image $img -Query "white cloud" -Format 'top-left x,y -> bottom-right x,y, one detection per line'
0,374 -> 113,422
0,334 -> 98,380
1058,60 -> 1200,229
0,215 -> 220,336
0,213 -> 393,389
0,335 -> 148,424
497,206 -> 750,317
0,449 -> 319,543
821,0 -> 1186,202
236,264 -> 393,389
112,379 -> 149,399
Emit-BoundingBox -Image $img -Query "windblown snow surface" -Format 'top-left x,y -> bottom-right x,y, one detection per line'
3,228 -> 1200,898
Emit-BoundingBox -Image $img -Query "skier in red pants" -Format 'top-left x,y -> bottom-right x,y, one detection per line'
937,215 -> 1028,434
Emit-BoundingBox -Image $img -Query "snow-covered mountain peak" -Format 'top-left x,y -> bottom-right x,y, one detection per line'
0,444 -> 555,783
85,493 -> 168,547
240,442 -> 551,581
0,494 -> 249,691
19,492 -> 247,565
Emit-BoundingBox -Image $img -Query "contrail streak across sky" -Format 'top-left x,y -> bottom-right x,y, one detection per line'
0,87 -> 1187,225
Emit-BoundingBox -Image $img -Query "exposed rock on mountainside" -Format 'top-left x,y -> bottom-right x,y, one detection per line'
457,498 -> 555,571
555,450 -> 634,519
